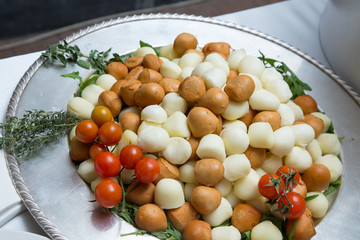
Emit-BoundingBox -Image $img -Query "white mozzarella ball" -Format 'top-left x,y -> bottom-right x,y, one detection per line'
260,67 -> 283,88
246,196 -> 269,213
233,169 -> 260,201
311,112 -> 331,133
266,80 -> 292,103
251,220 -> 282,240
291,123 -> 315,147
162,111 -> 191,138
81,84 -> 104,106
239,73 -> 263,90
120,168 -> 135,185
261,152 -> 283,174
315,154 -> 343,182
77,159 -> 97,184
196,134 -> 226,161
202,197 -> 233,227
137,120 -> 163,134
96,74 -> 117,91
277,103 -> 295,126
238,55 -> 265,78
202,67 -> 227,89
69,126 -> 76,141
248,122 -> 275,149
215,178 -> 232,197
161,92 -> 188,116
255,168 -> 267,178
212,226 -> 241,240
160,61 -> 182,79
137,126 -> 169,152
91,177 -> 118,192
179,67 -> 195,81
270,126 -> 295,157
143,153 -> 158,159
221,127 -> 249,155
118,106 -> 142,118
221,100 -> 249,121
222,120 -> 247,132
179,160 -> 198,184
223,154 -> 251,181
306,139 -> 322,162
192,62 -> 214,78
284,146 -> 312,173
113,130 -> 138,156
184,183 -> 198,202
227,49 -> 246,70
306,192 -> 329,218
249,89 -> 280,111
133,46 -> 156,57
159,57 -> 169,63
159,44 -> 181,60
178,52 -> 202,68
205,53 -> 230,76
225,191 -> 243,209
141,105 -> 167,123
287,100 -> 305,122
155,178 -> 185,209
67,97 -> 94,119
162,137 -> 192,165
317,133 -> 341,156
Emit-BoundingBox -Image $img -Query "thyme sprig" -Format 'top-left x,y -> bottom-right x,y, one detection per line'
0,110 -> 80,158
259,51 -> 312,99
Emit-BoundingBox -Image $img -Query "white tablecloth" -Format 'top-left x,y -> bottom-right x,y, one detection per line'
0,0 -> 331,238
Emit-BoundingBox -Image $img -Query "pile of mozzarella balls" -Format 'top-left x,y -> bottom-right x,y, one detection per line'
67,33 -> 343,240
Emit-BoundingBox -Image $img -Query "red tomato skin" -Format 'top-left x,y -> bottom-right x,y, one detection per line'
278,192 -> 306,219
75,120 -> 98,143
94,152 -> 121,178
89,143 -> 108,160
276,165 -> 301,189
135,158 -> 160,183
95,179 -> 122,208
120,144 -> 143,169
258,173 -> 284,200
98,122 -> 123,146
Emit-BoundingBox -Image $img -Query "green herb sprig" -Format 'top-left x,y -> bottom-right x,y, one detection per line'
259,51 -> 312,99
0,110 -> 80,158
42,41 -> 112,74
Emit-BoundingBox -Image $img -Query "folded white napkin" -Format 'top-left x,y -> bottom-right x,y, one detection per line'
0,52 -> 41,226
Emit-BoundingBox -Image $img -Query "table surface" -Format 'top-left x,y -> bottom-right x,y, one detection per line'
0,0 -> 340,238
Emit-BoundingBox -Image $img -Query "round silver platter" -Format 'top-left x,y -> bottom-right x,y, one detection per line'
5,13 -> 360,240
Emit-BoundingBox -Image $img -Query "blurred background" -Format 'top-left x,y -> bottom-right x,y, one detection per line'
0,0 -> 283,59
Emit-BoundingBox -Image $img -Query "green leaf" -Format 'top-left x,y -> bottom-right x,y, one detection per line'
288,219 -> 298,240
77,59 -> 91,69
305,194 -> 319,201
61,71 -> 82,81
78,74 -> 99,95
140,40 -> 160,56
57,55 -> 67,67
331,180 -> 341,186
323,185 -> 335,196
241,230 -> 251,240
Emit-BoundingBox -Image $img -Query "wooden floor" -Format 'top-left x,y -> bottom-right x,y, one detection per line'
0,0 -> 283,59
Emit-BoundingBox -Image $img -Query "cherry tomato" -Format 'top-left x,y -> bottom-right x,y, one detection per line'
258,173 -> 285,200
98,122 -> 122,146
120,144 -> 143,169
276,165 -> 301,189
91,106 -> 113,127
278,192 -> 306,219
135,158 -> 160,183
89,143 -> 108,160
95,179 -> 122,208
94,152 -> 121,178
75,120 -> 98,143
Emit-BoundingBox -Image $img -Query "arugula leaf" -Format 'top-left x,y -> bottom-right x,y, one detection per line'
288,219 -> 298,240
258,51 -> 312,99
324,180 -> 341,196
241,230 -> 251,240
305,194 -> 319,201
140,40 -> 160,56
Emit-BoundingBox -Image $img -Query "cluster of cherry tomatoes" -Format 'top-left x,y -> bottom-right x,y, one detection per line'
257,165 -> 306,220
73,106 -> 160,208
